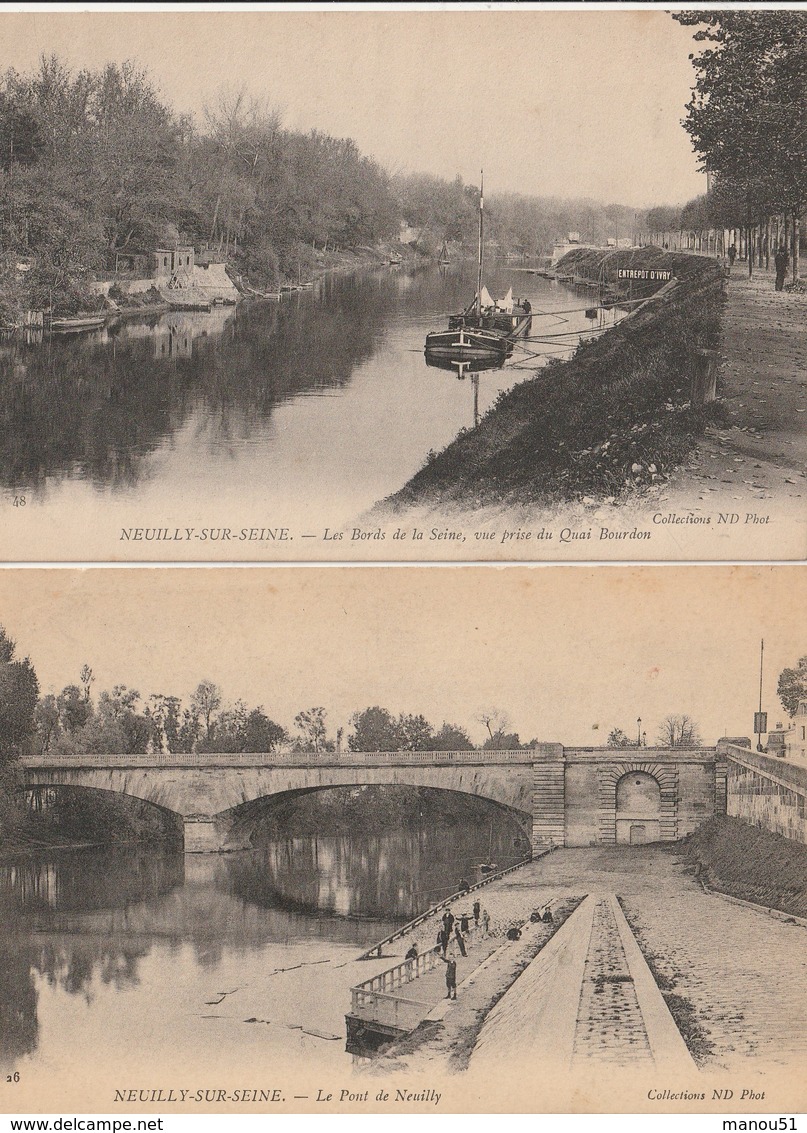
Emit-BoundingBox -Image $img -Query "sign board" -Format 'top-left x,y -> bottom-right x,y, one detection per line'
617,268 -> 673,281
754,711 -> 768,735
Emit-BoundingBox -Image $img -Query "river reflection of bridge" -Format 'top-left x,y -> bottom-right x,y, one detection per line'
0,818 -> 523,1073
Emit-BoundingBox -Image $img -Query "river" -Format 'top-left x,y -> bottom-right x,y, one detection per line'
0,822 -> 524,1085
0,265 -> 616,558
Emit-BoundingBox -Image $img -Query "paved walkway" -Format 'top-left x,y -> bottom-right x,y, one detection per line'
370,847 -> 807,1075
521,846 -> 807,1072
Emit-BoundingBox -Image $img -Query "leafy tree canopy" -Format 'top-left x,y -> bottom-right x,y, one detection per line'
777,656 -> 807,717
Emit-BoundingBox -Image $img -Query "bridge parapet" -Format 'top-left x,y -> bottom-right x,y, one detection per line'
719,741 -> 807,845
21,748 -> 547,770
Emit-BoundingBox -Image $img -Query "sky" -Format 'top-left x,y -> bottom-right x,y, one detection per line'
0,565 -> 800,748
0,8 -> 706,207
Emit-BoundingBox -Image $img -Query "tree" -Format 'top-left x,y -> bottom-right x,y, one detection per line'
95,685 -> 152,754
777,656 -> 807,716
475,708 -> 511,743
0,626 -> 39,762
33,694 -> 59,754
657,714 -> 702,748
607,728 -> 633,748
674,12 -> 807,279
0,93 -> 43,172
79,664 -> 94,702
190,679 -> 222,742
57,684 -> 91,732
147,693 -> 182,753
200,699 -> 248,753
482,729 -> 522,751
241,708 -> 287,753
397,713 -> 434,751
348,706 -> 403,752
432,722 -> 475,751
294,706 -> 328,752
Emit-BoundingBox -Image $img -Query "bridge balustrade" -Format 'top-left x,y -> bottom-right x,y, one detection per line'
21,748 -> 533,769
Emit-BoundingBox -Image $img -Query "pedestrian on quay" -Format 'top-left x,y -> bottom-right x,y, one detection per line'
460,912 -> 470,934
442,909 -> 455,938
481,908 -> 490,935
728,243 -> 737,268
405,942 -> 418,961
459,877 -> 470,894
473,899 -> 481,926
775,244 -> 790,291
454,925 -> 467,956
438,953 -> 458,999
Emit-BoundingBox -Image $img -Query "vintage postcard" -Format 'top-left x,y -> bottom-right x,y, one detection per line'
0,564 -> 805,1114
0,7 -> 805,562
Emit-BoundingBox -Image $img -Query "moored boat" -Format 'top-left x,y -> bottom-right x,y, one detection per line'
425,173 -> 532,360
48,313 -> 107,333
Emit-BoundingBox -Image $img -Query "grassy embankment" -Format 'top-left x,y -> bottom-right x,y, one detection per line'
382,248 -> 726,510
682,813 -> 807,919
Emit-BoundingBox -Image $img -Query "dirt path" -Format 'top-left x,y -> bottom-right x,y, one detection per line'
668,267 -> 807,507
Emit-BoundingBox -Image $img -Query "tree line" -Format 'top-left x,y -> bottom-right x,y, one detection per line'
10,628 -> 807,767
0,54 -> 663,318
644,13 -> 806,280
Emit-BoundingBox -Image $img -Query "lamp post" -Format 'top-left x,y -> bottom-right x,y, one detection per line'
637,717 -> 642,747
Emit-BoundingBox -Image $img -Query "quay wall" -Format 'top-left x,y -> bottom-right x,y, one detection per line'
719,741 -> 807,845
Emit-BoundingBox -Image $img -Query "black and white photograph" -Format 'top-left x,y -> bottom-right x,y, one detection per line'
0,8 -> 805,561
0,565 -> 805,1114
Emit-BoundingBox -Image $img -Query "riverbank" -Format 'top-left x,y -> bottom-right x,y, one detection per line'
377,249 -> 724,514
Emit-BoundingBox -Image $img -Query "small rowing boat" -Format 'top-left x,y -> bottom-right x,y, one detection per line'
48,314 -> 106,333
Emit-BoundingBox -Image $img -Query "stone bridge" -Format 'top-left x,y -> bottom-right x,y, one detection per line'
21,744 -> 727,852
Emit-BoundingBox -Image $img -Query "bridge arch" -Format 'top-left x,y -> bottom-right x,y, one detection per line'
219,783 -> 533,851
18,782 -> 184,844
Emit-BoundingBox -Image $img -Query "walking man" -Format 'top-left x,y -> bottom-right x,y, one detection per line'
775,244 -> 790,291
473,899 -> 481,926
728,242 -> 737,269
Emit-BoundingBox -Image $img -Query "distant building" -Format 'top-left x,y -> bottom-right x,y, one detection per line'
785,701 -> 807,762
152,246 -> 194,282
771,701 -> 807,762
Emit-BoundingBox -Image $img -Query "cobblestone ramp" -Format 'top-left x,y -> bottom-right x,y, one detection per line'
470,892 -> 696,1072
572,897 -> 653,1066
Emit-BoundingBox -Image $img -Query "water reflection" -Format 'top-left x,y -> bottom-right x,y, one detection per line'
0,820 -> 525,1073
1,267 -> 597,535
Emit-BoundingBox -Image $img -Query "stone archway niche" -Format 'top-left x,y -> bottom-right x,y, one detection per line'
615,770 -> 661,844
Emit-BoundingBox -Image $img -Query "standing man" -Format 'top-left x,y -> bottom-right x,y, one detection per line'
728,242 -> 737,269
775,243 -> 790,291
437,951 -> 458,999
